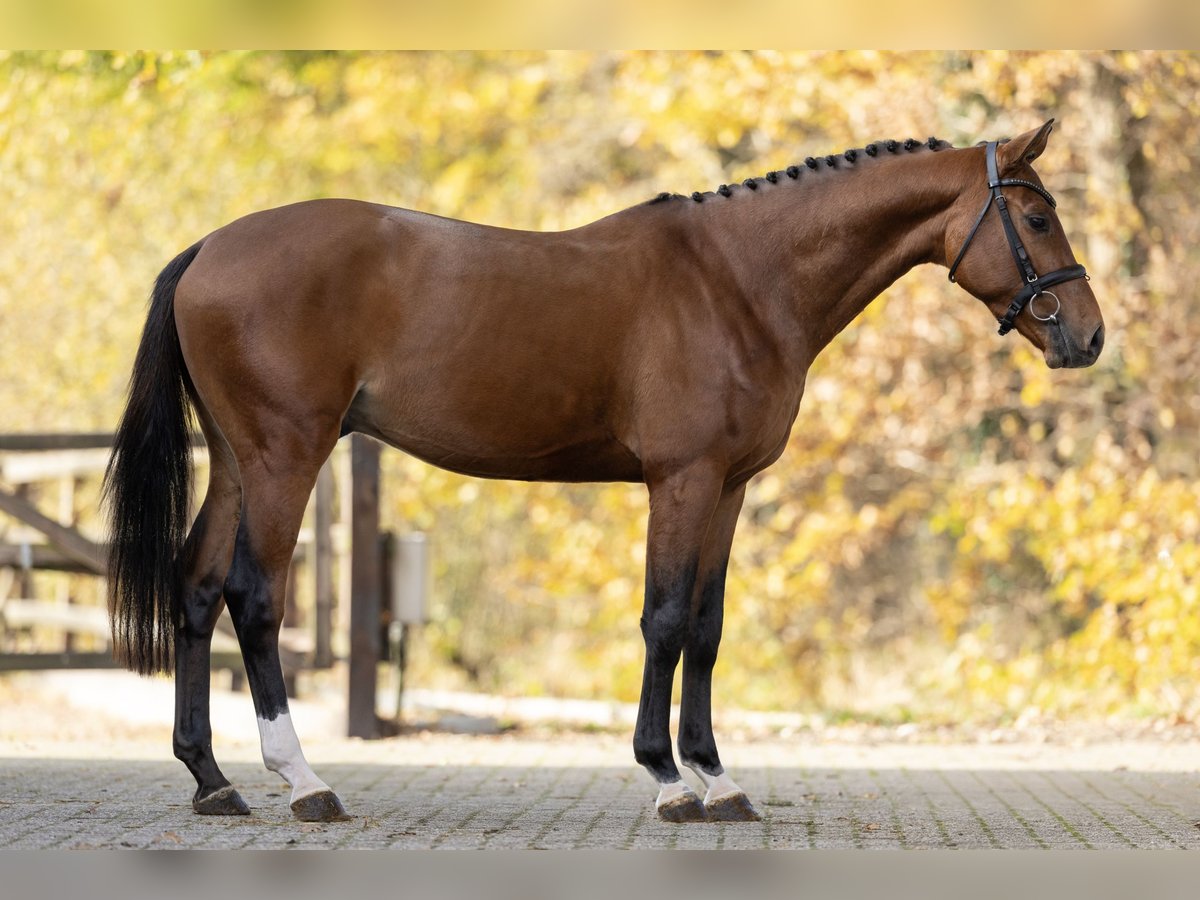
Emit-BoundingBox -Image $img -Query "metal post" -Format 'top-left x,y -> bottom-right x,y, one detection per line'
347,434 -> 381,739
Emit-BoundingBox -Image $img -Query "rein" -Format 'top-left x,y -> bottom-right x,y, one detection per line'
947,141 -> 1088,336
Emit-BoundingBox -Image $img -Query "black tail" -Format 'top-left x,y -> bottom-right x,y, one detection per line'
104,241 -> 204,675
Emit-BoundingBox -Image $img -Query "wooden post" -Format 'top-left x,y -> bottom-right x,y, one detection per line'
347,434 -> 381,739
12,485 -> 37,602
282,556 -> 301,629
338,446 -> 353,639
58,477 -> 78,652
313,458 -> 335,669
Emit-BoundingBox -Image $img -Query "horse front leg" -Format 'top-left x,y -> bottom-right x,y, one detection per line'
677,483 -> 761,821
634,462 -> 724,822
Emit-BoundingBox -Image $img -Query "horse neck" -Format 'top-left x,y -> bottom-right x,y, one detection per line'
705,148 -> 974,367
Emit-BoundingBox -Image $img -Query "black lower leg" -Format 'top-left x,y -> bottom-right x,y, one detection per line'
173,572 -> 237,804
678,563 -> 727,776
223,524 -> 289,722
633,563 -> 697,784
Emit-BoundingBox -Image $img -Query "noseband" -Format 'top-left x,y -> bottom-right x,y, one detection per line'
947,141 -> 1088,336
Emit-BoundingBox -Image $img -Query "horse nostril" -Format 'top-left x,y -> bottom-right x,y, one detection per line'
1089,323 -> 1105,358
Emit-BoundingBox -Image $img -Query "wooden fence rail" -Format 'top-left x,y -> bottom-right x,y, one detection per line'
1,432 -> 386,737
0,433 -> 206,451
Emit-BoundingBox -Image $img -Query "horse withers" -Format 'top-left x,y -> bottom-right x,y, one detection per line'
105,120 -> 1102,824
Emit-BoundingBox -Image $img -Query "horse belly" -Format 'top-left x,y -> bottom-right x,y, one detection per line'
345,384 -> 643,483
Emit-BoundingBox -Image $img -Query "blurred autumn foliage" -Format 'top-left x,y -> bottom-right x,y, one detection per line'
2,51 -> 1198,721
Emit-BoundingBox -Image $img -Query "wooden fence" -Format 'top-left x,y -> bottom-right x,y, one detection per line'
0,432 -> 390,737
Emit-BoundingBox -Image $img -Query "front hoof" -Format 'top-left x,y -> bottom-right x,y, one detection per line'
655,783 -> 708,823
193,785 -> 251,816
290,789 -> 351,822
704,791 -> 762,822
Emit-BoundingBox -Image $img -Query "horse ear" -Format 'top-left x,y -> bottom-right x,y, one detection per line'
997,119 -> 1055,174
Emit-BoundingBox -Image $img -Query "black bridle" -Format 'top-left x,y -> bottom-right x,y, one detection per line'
947,140 -> 1088,336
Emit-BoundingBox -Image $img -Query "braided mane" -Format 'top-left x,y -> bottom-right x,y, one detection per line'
648,136 -> 953,205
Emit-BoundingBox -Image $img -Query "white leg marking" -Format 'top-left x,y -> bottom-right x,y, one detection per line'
685,765 -> 745,805
257,713 -> 330,804
655,780 -> 699,811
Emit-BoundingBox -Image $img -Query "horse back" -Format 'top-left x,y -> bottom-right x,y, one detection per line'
174,198 -> 753,482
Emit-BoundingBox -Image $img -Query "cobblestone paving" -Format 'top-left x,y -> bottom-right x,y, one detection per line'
2,735 -> 1199,849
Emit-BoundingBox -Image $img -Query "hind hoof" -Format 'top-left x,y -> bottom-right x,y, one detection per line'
705,791 -> 762,822
290,790 -> 351,822
193,785 -> 251,816
656,784 -> 708,823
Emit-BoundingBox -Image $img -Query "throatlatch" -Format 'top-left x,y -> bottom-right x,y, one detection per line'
947,140 -> 1088,335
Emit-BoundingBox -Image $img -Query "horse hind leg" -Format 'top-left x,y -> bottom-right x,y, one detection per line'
174,412 -> 249,815
222,438 -> 349,822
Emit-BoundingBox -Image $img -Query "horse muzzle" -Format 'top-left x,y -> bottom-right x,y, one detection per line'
1046,319 -> 1104,369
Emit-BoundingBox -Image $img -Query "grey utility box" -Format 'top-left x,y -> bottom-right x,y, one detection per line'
388,532 -> 431,625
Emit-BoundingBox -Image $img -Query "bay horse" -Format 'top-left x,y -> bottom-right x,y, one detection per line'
106,120 -> 1103,824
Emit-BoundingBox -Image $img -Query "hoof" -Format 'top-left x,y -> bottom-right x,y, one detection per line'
290,789 -> 351,822
704,791 -> 762,822
193,785 -> 251,816
656,787 -> 709,824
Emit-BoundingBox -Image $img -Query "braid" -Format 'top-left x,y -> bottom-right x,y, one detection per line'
660,135 -> 951,205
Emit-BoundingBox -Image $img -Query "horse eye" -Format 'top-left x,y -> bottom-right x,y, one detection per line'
1028,214 -> 1049,231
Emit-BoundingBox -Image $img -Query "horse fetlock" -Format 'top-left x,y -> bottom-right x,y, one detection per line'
680,757 -> 724,782
172,733 -> 211,766
633,736 -> 677,773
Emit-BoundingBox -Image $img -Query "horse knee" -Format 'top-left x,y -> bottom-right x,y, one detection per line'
640,606 -> 688,663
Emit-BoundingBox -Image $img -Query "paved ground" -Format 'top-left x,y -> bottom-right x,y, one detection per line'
3,671 -> 1200,849
3,733 -> 1200,849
